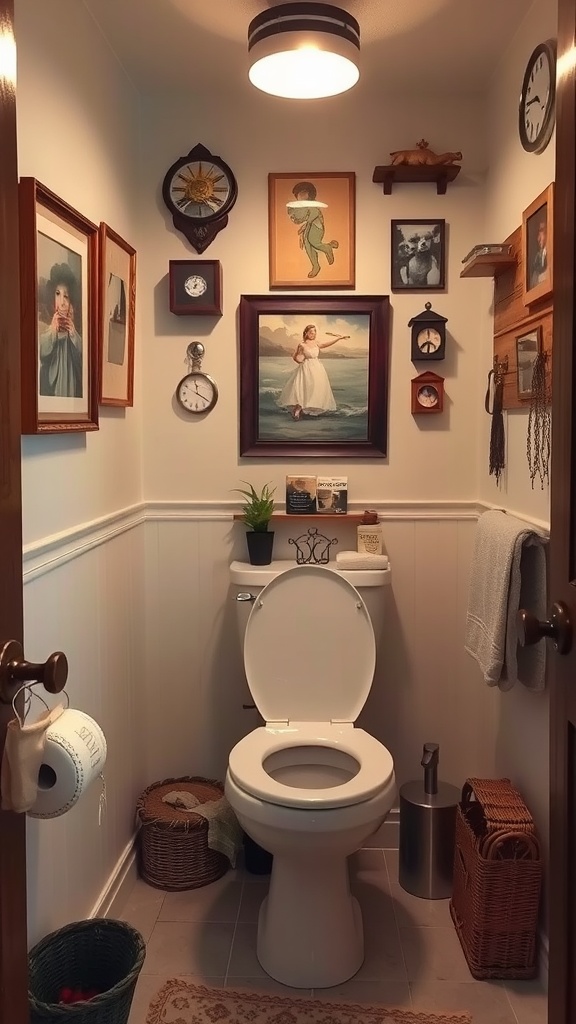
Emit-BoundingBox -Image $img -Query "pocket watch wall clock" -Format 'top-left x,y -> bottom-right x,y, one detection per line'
162,143 -> 238,254
169,260 -> 223,316
411,371 -> 445,414
175,341 -> 218,414
519,40 -> 556,154
408,301 -> 448,361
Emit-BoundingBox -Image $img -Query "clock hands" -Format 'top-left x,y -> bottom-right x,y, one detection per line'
525,95 -> 541,107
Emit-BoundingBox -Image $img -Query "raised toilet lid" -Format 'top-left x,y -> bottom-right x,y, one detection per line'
243,565 -> 375,723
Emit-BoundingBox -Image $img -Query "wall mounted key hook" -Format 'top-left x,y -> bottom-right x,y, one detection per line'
0,640 -> 68,703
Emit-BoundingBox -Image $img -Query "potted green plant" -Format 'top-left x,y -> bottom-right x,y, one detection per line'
234,481 -> 276,565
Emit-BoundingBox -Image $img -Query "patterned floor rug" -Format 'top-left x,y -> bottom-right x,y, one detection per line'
145,980 -> 472,1024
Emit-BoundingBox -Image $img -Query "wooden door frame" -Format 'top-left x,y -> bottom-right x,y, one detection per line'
0,1 -> 28,1021
549,0 -> 576,1019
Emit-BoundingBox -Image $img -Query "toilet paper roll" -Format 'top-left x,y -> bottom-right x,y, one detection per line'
28,708 -> 107,819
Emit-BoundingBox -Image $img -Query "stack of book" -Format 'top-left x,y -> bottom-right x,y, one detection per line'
285,476 -> 348,514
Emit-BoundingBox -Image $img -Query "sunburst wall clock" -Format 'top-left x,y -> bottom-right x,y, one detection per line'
162,143 -> 238,253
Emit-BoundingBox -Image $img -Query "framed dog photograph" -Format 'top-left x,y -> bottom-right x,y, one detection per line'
19,178 -> 99,434
239,294 -> 389,458
391,219 -> 446,291
268,172 -> 355,289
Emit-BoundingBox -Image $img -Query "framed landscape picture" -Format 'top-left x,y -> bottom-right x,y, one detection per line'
19,178 -> 99,433
99,223 -> 136,407
268,172 -> 355,289
239,294 -> 389,458
390,219 -> 446,291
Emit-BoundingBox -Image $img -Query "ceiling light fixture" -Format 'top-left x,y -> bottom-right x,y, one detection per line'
248,3 -> 360,100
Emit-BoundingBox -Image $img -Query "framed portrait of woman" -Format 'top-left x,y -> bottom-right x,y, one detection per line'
19,178 -> 99,433
239,294 -> 390,457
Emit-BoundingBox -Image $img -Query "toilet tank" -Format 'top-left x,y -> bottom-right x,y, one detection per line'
230,559 -> 391,643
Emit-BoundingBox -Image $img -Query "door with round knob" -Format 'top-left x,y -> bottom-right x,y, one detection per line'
517,602 -> 572,656
0,640 -> 68,703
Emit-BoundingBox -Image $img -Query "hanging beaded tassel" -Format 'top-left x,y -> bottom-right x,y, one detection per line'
485,368 -> 506,484
527,352 -> 551,488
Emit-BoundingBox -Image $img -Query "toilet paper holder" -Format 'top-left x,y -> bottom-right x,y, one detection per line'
0,640 -> 68,703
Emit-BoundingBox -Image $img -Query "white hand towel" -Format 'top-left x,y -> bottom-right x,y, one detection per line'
464,510 -> 548,691
1,704 -> 65,812
162,791 -> 243,866
336,550 -> 389,570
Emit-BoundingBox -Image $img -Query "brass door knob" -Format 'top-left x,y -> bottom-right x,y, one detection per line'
0,640 -> 68,702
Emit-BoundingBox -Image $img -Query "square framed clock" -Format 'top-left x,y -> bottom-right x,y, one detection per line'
169,259 -> 222,316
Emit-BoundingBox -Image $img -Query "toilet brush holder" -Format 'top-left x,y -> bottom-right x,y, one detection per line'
399,742 -> 460,899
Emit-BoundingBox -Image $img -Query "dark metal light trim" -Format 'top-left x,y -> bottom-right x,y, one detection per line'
248,3 -> 360,52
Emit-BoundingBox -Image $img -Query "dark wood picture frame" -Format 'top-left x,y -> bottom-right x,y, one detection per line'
391,219 -> 446,291
516,323 -> 542,399
99,223 -> 136,407
522,183 -> 554,306
19,178 -> 99,433
268,172 -> 355,289
239,294 -> 390,458
169,259 -> 222,316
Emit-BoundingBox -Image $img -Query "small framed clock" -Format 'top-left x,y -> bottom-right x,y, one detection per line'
519,40 -> 556,154
169,260 -> 222,316
162,143 -> 238,254
411,371 -> 445,415
409,302 -> 447,361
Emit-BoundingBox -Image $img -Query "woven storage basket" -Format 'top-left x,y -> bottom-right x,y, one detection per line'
28,919 -> 145,1024
136,776 -> 228,891
450,777 -> 542,980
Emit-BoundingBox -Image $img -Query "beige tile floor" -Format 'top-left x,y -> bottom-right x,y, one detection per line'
121,849 -> 547,1024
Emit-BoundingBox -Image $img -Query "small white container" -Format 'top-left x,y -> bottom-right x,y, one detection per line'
357,511 -> 383,555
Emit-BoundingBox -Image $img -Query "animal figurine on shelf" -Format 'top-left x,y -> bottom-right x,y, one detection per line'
389,139 -> 462,167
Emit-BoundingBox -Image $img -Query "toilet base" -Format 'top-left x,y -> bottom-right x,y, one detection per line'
256,853 -> 363,988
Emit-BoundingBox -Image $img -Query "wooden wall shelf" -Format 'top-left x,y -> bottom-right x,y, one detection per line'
372,164 -> 461,195
233,513 -> 365,523
460,253 -> 517,278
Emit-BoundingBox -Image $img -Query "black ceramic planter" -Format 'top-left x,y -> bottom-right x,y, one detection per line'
246,531 -> 274,565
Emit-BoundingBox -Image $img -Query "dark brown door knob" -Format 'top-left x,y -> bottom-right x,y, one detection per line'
517,602 -> 572,655
0,640 -> 68,702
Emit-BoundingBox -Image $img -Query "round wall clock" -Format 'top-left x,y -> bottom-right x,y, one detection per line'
519,40 -> 556,154
175,341 -> 218,414
162,143 -> 238,254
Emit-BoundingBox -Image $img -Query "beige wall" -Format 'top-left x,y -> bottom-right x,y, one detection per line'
14,0 -> 554,947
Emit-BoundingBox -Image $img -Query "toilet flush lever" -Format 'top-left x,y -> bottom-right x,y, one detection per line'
236,592 -> 256,602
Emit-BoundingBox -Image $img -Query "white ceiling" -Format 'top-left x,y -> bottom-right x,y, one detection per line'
83,0 -> 533,95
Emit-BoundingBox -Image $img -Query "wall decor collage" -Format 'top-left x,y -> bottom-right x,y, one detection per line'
162,141 -> 466,460
18,179 -> 136,435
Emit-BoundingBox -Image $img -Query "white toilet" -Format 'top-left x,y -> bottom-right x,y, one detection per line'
225,560 -> 396,989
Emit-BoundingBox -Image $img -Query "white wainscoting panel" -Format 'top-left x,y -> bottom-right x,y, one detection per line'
24,521 -> 147,946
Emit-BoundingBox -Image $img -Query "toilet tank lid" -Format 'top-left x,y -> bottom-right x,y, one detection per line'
230,559 -> 390,588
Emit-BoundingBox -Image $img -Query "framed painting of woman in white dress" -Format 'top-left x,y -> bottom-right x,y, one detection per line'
239,295 -> 390,457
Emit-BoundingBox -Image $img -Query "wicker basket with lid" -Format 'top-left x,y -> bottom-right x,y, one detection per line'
136,776 -> 228,891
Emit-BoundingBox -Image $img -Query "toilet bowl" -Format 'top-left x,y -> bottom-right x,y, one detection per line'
225,562 -> 396,988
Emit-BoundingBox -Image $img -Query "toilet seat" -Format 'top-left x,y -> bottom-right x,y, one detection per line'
243,565 -> 375,724
228,723 -> 394,809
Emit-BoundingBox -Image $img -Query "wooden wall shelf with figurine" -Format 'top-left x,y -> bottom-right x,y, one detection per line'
460,253 -> 517,278
372,164 -> 460,195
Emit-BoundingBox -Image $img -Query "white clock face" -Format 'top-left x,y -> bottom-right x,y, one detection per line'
520,43 -> 555,153
177,373 -> 218,413
417,327 -> 441,353
184,274 -> 207,298
417,385 -> 439,408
